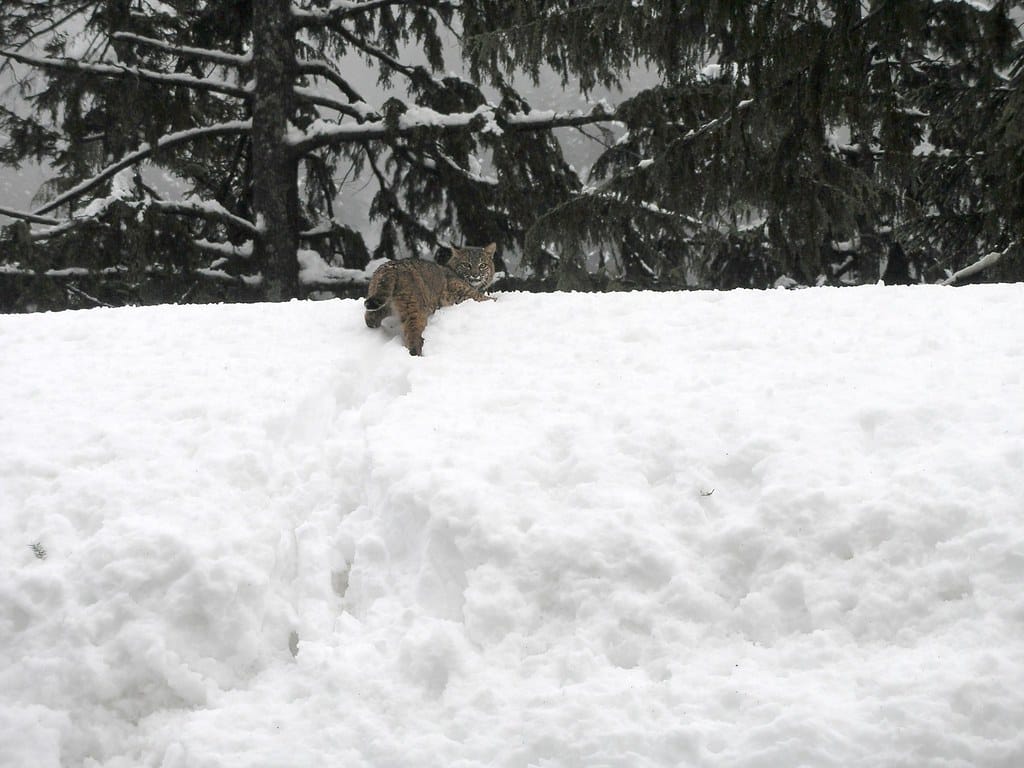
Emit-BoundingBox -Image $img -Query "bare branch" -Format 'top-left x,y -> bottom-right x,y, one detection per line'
111,32 -> 252,68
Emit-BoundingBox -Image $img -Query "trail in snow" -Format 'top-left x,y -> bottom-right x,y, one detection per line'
2,286 -> 1023,768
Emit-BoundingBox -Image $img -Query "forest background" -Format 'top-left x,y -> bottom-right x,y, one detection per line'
1,0 -> 1022,312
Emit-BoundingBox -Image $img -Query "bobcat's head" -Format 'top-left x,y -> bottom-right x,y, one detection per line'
448,243 -> 497,290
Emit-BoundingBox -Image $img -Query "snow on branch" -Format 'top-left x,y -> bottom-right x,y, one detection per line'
30,218 -> 92,241
584,96 -> 754,198
430,146 -> 498,185
506,102 -> 617,130
194,268 -> 263,286
33,120 -> 252,216
193,238 -> 254,259
0,264 -> 124,278
111,32 -> 252,68
150,200 -> 257,235
30,167 -> 139,239
25,196 -> 257,242
287,102 -> 618,154
673,98 -> 754,143
941,247 -> 1011,285
0,48 -> 251,99
297,249 -> 372,286
0,262 -> 262,287
0,206 -> 61,226
292,0 -> 459,27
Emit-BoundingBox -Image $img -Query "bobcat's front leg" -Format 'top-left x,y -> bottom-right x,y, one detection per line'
447,280 -> 495,305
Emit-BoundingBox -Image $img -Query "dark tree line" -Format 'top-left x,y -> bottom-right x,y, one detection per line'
487,0 -> 1024,289
1,0 -> 1022,311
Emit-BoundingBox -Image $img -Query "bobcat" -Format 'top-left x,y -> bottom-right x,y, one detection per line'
364,243 -> 497,356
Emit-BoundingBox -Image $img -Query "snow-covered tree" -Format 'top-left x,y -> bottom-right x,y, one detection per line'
0,0 -> 614,308
2,1 -> 1022,310
470,0 -> 1024,288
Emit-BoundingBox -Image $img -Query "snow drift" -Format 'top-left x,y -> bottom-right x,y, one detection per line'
2,285 -> 1023,767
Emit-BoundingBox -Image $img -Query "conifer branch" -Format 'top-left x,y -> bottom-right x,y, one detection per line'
9,2 -> 93,54
0,262 -> 264,288
296,60 -> 372,108
506,103 -> 618,130
292,0 -> 459,28
289,103 -> 618,154
148,200 -> 258,235
429,146 -> 498,185
193,238 -> 254,258
65,284 -> 112,307
334,27 -> 419,81
33,120 -> 253,216
0,206 -> 61,226
30,218 -> 89,241
0,48 -> 251,99
294,87 -> 375,121
26,195 -> 257,240
111,32 -> 252,68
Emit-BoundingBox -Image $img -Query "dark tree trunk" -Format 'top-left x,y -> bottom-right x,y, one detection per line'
251,0 -> 299,301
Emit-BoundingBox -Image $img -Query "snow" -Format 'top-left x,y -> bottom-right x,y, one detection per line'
192,238 -> 254,259
942,248 -> 1009,285
75,168 -> 137,219
297,249 -> 374,286
2,285 -> 1024,767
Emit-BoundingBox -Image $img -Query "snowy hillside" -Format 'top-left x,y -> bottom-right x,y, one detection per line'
2,286 -> 1023,768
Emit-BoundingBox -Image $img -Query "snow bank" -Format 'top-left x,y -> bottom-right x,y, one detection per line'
2,285 -> 1023,767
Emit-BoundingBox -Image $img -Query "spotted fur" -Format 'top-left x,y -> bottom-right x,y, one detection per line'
364,243 -> 497,356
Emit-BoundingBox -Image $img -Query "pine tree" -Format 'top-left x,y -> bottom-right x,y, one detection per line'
469,0 -> 1024,288
3,1 -> 1021,310
0,0 -> 614,309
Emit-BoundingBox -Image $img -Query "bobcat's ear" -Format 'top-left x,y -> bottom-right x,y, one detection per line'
449,245 -> 461,258
483,242 -> 496,256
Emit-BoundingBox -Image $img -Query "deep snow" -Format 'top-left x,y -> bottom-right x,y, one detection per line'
2,285 -> 1023,768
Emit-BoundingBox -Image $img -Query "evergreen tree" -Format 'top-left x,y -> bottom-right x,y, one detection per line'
0,0 -> 612,309
466,0 -> 1024,288
2,0 -> 1021,311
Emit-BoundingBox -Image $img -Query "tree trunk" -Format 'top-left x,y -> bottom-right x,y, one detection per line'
251,0 -> 299,301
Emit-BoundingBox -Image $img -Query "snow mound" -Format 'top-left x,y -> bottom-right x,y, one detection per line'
2,286 -> 1023,767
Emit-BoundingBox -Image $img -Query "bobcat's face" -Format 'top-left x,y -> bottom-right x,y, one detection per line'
448,242 -> 497,290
